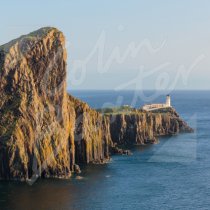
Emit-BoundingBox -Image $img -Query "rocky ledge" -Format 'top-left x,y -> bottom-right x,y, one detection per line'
0,27 -> 193,181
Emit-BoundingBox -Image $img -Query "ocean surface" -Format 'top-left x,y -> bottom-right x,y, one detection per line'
1,90 -> 210,210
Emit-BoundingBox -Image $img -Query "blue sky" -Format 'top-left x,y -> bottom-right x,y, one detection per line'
1,0 -> 210,90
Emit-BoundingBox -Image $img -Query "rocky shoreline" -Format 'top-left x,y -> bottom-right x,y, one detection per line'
0,27 -> 193,181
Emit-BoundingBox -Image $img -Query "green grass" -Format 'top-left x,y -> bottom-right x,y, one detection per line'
97,105 -> 174,116
96,105 -> 141,115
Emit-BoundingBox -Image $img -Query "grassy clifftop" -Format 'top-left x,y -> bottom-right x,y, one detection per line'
97,105 -> 139,115
97,105 -> 177,116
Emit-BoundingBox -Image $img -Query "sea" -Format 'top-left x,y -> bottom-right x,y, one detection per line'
0,90 -> 210,210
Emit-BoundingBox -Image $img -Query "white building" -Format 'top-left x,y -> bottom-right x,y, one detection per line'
142,95 -> 171,111
166,94 -> 171,107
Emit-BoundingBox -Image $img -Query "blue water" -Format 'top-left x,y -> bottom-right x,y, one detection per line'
0,90 -> 210,210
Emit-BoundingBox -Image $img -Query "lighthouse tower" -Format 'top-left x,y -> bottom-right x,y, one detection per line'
166,95 -> 171,107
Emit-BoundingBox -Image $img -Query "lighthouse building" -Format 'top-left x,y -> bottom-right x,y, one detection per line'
142,95 -> 171,111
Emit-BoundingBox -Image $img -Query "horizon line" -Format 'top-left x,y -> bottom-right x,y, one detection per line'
67,89 -> 210,91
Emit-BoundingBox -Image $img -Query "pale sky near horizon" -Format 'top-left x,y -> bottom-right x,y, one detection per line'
1,0 -> 210,90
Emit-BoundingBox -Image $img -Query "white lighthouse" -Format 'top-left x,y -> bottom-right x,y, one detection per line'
166,95 -> 171,107
142,94 -> 172,111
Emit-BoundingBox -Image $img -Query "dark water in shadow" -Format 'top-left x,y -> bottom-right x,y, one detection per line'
1,90 -> 210,210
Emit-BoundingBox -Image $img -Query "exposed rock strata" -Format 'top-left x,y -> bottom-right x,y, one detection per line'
109,108 -> 193,146
69,95 -> 112,165
0,28 -> 74,180
0,28 -> 193,181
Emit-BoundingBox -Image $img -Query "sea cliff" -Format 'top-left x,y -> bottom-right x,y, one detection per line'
0,28 -> 193,181
107,107 -> 193,145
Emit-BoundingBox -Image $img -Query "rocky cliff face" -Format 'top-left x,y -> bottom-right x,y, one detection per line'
0,28 -> 193,181
0,28 -> 112,181
0,28 -> 75,180
109,108 -> 193,145
69,95 -> 112,164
